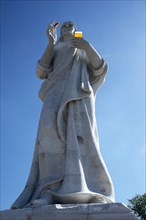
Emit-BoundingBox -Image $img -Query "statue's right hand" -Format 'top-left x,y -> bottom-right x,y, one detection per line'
46,20 -> 57,44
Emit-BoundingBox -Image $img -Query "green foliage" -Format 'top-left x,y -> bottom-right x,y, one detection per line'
128,193 -> 146,219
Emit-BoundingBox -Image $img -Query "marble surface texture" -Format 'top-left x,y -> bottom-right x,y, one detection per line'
1,203 -> 139,220
11,21 -> 115,208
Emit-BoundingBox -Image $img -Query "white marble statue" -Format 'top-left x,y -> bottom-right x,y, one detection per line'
11,21 -> 115,209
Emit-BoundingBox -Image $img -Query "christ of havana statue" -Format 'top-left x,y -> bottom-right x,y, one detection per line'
11,21 -> 115,209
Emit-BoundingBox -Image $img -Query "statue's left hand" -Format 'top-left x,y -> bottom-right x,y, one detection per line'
70,38 -> 90,50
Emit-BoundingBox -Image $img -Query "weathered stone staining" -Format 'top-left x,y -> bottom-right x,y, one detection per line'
1,21 -> 138,220
1,203 -> 139,220
11,21 -> 115,208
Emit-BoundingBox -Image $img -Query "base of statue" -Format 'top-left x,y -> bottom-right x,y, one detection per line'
1,203 -> 139,220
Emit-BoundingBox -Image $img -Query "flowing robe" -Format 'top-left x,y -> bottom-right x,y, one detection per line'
11,41 -> 115,208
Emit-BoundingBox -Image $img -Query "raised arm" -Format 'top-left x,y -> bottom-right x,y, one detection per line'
36,21 -> 57,79
40,21 -> 58,66
70,38 -> 103,69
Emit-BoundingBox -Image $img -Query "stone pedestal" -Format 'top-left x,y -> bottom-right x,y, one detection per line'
0,203 -> 139,220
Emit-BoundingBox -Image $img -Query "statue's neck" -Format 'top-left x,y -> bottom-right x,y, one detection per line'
62,34 -> 74,42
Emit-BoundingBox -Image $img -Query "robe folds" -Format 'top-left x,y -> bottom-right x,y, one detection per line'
11,41 -> 115,209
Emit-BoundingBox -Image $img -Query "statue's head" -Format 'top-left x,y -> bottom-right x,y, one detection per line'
57,21 -> 77,42
60,21 -> 77,37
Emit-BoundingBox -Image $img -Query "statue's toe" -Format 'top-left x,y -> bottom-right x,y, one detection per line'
31,199 -> 49,206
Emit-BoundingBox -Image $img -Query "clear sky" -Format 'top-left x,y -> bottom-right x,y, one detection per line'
1,0 -> 145,210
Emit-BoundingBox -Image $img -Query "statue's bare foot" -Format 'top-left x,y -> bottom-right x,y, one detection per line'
30,192 -> 53,206
31,199 -> 49,206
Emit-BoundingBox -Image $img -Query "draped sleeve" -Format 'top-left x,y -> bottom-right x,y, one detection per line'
82,51 -> 108,94
89,59 -> 108,93
36,60 -> 53,79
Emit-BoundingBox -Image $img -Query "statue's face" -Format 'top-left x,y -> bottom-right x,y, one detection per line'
61,21 -> 76,36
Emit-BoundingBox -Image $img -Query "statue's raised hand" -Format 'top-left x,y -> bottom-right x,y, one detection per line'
46,20 -> 57,45
70,38 -> 90,51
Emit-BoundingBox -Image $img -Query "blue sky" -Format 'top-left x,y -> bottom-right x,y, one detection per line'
1,0 -> 145,210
